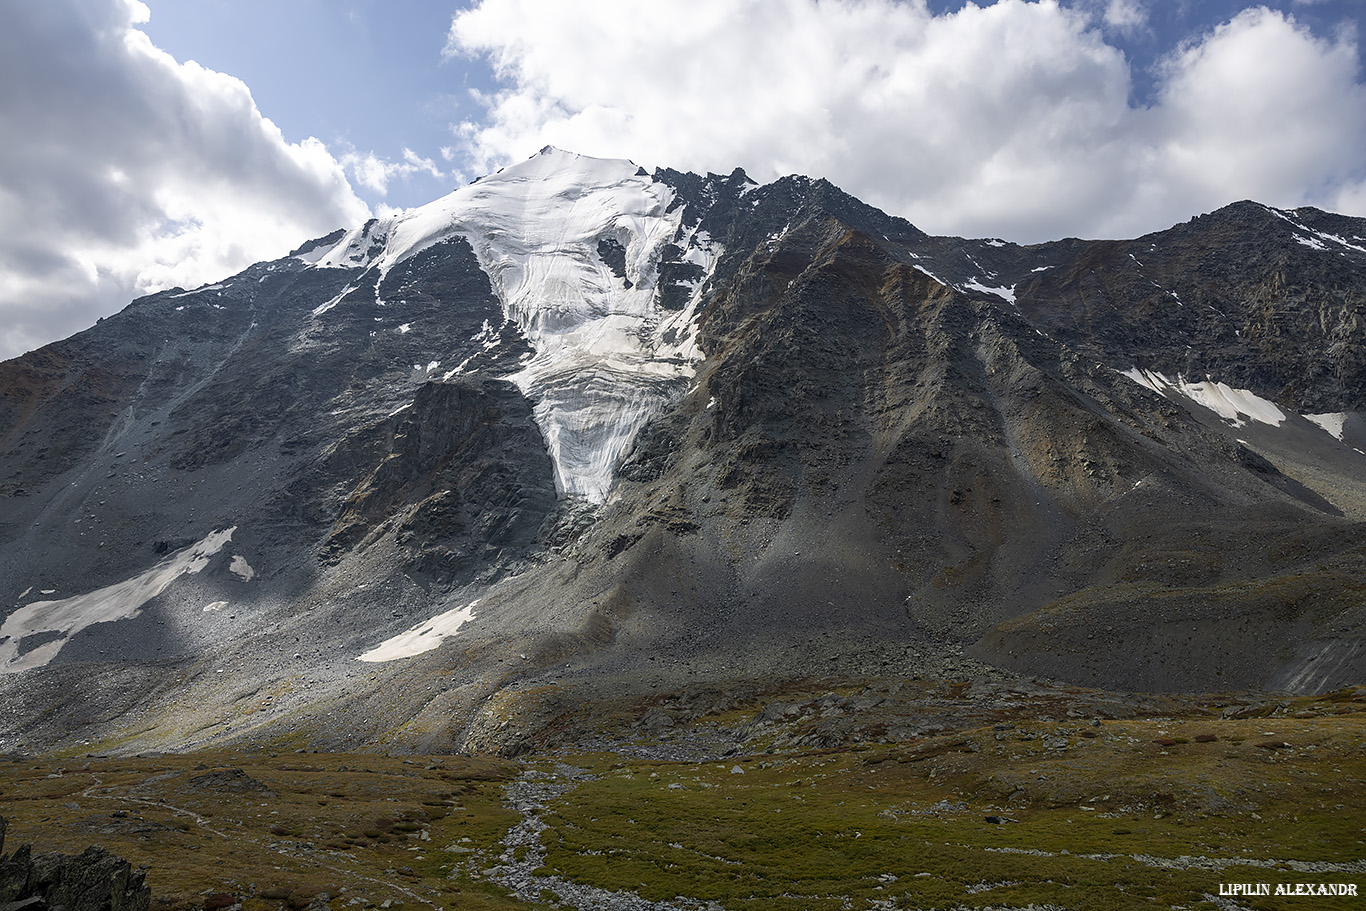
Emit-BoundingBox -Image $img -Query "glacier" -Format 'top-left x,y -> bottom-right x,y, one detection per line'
310,148 -> 718,502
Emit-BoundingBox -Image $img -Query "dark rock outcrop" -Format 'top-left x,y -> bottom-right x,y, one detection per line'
323,378 -> 557,581
0,817 -> 150,911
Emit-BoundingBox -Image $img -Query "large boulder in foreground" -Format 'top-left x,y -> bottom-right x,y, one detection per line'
0,816 -> 150,911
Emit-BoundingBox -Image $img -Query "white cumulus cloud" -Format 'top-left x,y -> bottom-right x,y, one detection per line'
444,0 -> 1366,244
1141,7 -> 1366,225
1103,0 -> 1148,33
0,0 -> 371,360
341,147 -> 446,196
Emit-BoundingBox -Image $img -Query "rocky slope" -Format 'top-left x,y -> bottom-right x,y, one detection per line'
0,149 -> 1362,755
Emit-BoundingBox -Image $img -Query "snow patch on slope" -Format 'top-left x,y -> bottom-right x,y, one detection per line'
1264,205 -> 1366,256
1305,412 -> 1347,440
312,286 -> 354,317
169,282 -> 226,298
912,264 -> 945,284
357,599 -> 480,663
1121,369 -> 1286,428
961,278 -> 1016,304
229,555 -> 256,582
0,528 -> 236,674
311,148 -> 715,502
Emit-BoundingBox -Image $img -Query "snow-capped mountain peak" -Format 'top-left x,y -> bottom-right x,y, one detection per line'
310,148 -> 720,502
6,156 -> 1366,754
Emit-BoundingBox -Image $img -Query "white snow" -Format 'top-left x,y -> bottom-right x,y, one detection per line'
309,148 -> 719,503
961,279 -> 1016,304
1122,367 -> 1176,393
1305,412 -> 1348,440
312,286 -> 354,316
397,323 -> 412,333
912,264 -> 945,284
357,599 -> 480,663
203,601 -> 228,612
1030,265 -> 1052,272
229,555 -> 256,582
1309,230 -> 1366,254
1264,204 -> 1366,255
293,244 -> 332,265
312,221 -> 387,271
766,222 -> 792,246
410,361 -> 443,383
0,527 -> 236,674
169,282 -> 226,298
1121,369 -> 1286,428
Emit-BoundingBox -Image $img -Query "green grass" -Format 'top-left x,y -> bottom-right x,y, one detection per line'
531,722 -> 1365,910
0,751 -> 536,911
1,686 -> 1362,911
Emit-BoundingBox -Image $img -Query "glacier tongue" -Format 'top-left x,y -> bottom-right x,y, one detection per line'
533,367 -> 688,503
313,148 -> 715,502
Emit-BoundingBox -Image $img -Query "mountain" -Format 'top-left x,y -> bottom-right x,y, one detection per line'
1,148 -> 1363,755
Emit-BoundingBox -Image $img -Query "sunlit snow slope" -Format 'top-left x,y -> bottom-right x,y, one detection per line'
311,148 -> 716,502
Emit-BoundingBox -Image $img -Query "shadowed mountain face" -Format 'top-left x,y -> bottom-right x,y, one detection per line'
0,150 -> 1363,755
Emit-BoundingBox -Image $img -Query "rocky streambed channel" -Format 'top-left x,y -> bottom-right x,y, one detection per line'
480,764 -> 723,911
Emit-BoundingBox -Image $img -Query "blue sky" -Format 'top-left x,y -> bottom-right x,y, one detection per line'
139,0 -> 477,211
3,0 -> 1366,359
